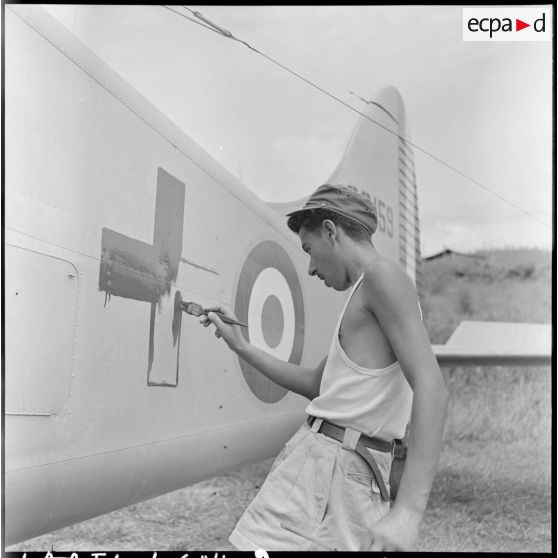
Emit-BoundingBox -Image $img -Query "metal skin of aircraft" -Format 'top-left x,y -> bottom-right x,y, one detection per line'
3,4 -> 551,547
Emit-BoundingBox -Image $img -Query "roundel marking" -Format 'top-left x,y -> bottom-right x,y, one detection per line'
235,240 -> 305,404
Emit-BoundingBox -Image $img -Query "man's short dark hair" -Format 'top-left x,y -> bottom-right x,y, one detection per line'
287,208 -> 372,243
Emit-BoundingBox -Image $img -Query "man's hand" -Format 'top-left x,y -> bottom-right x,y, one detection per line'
369,507 -> 421,551
200,305 -> 246,353
201,306 -> 324,400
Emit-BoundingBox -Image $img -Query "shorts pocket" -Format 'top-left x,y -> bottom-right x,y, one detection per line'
345,446 -> 392,496
268,423 -> 309,476
287,438 -> 337,522
347,471 -> 390,497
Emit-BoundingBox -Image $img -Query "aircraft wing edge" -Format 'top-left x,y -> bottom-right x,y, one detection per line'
432,345 -> 551,367
432,320 -> 552,367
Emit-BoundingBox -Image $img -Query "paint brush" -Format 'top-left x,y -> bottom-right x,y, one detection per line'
180,300 -> 248,328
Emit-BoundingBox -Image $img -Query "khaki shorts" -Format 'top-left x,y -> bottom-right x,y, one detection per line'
229,418 -> 392,551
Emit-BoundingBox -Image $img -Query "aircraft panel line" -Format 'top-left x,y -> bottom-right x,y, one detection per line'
399,151 -> 415,167
397,172 -> 416,193
398,170 -> 416,189
398,184 -> 418,203
398,218 -> 421,239
399,157 -> 416,177
5,228 -> 293,322
5,411 -> 306,472
398,239 -> 419,260
397,214 -> 421,237
398,143 -> 414,158
397,178 -> 415,197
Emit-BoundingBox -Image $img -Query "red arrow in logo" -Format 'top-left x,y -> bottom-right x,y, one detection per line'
516,19 -> 530,31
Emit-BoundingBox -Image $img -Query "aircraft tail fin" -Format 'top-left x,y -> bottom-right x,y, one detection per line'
328,87 -> 408,186
269,86 -> 421,288
329,87 -> 421,287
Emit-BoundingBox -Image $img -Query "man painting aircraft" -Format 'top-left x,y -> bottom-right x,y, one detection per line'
201,183 -> 449,551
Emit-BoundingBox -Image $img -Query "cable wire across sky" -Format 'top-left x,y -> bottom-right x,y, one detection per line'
163,5 -> 551,230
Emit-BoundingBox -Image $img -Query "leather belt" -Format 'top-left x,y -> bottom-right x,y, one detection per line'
308,416 -> 393,502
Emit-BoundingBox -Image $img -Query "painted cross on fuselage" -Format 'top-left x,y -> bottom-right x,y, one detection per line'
99,167 -> 185,385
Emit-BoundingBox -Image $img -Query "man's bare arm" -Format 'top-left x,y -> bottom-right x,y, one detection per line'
363,261 -> 449,550
202,306 -> 326,400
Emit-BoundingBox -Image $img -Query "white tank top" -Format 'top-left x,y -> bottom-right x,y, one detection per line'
305,273 -> 413,441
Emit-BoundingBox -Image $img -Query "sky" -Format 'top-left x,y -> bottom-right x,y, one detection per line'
42,4 -> 553,257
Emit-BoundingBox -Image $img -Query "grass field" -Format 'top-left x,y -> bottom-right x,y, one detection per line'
7,248 -> 553,552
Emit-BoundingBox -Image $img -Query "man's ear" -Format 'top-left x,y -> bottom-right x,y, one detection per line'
322,219 -> 337,241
